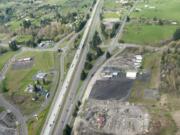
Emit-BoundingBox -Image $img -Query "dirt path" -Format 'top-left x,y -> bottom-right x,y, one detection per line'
172,111 -> 180,135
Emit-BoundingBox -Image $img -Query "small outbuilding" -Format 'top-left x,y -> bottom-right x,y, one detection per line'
36,72 -> 47,80
18,57 -> 33,62
126,71 -> 137,79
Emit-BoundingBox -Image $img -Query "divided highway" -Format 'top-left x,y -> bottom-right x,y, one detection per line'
40,0 -> 101,134
53,0 -> 104,134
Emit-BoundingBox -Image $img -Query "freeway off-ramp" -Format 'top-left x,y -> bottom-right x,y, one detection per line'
40,0 -> 101,134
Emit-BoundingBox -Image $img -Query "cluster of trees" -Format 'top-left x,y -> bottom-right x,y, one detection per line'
21,19 -> 32,29
92,0 -> 97,6
91,31 -> 102,48
37,22 -> 71,42
81,31 -> 103,81
0,0 -> 95,49
9,40 -> 18,51
63,124 -> 72,135
40,18 -> 51,26
72,101 -> 81,117
106,51 -> 111,59
60,12 -> 78,24
0,47 -> 8,54
0,78 -> 8,93
101,22 -> 120,39
90,31 -> 103,57
75,19 -> 87,32
110,22 -> 120,38
73,34 -> 82,49
0,7 -> 13,24
75,13 -> 90,33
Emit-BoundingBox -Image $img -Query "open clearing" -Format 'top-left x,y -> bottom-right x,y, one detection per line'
122,24 -> 178,45
27,106 -> 50,135
0,51 -> 16,70
122,0 -> 180,45
4,51 -> 56,115
132,0 -> 180,20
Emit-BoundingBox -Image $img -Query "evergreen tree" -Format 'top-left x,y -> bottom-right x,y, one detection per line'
9,40 -> 18,51
106,51 -> 111,59
91,31 -> 102,48
173,28 -> 180,41
81,70 -> 87,80
96,47 -> 103,57
63,125 -> 72,135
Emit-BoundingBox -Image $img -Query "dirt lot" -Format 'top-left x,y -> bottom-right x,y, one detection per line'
73,100 -> 149,135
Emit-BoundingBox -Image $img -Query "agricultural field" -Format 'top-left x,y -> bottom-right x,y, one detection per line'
132,0 -> 180,20
122,24 -> 177,45
27,106 -> 50,135
3,51 -> 57,115
122,0 -> 180,45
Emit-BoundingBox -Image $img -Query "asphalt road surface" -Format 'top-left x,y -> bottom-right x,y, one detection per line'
52,1 -> 138,134
52,0 -> 104,134
40,0 -> 101,134
0,94 -> 28,135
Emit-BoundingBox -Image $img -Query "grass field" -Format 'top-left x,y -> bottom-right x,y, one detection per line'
0,51 -> 16,70
142,52 -> 161,88
16,35 -> 33,45
5,51 -> 56,115
104,0 -> 121,10
0,106 -> 5,113
103,12 -> 121,19
122,0 -> 180,45
122,24 -> 178,45
45,0 -> 92,14
27,106 -> 50,135
132,0 -> 180,20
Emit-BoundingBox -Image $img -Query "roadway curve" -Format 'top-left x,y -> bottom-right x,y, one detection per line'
0,32 -> 77,135
0,94 -> 28,135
